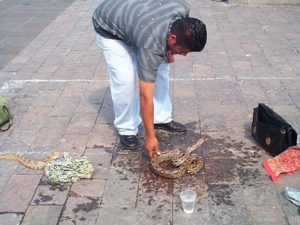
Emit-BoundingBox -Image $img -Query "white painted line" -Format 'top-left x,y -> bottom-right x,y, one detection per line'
237,77 -> 300,80
1,76 -> 299,91
0,79 -> 109,92
2,79 -> 109,83
171,76 -> 300,81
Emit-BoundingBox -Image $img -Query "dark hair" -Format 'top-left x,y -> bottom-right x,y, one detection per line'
170,17 -> 207,52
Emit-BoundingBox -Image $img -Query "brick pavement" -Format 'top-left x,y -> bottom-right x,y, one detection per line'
0,0 -> 300,225
0,0 -> 75,70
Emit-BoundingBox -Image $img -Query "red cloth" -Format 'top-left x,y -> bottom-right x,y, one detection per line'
262,146 -> 300,182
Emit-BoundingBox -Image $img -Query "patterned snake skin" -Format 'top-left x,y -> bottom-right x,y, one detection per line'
150,139 -> 204,179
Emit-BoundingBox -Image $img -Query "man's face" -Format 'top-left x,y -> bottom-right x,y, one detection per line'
168,44 -> 190,56
166,33 -> 190,56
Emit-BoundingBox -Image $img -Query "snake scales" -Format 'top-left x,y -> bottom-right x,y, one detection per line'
0,152 -> 94,183
0,139 -> 204,181
150,138 -> 204,179
0,152 -> 61,169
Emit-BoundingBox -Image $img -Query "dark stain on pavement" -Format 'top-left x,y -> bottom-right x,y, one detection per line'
112,121 -> 264,207
111,155 -> 140,186
39,180 -> 69,192
208,184 -> 235,206
139,160 -> 173,194
69,190 -> 80,197
138,123 -> 201,193
73,197 -> 99,213
155,122 -> 202,152
34,193 -> 53,205
79,217 -> 86,221
104,147 -> 114,154
92,145 -> 114,154
148,195 -> 154,206
205,157 -> 238,184
49,184 -> 69,192
202,133 -> 263,187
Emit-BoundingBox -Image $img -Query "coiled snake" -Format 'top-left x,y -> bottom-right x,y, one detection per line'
0,152 -> 93,183
150,138 -> 204,179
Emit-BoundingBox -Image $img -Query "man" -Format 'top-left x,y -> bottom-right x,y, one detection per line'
93,0 -> 207,158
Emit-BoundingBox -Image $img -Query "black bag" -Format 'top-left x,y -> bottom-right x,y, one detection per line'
252,103 -> 297,156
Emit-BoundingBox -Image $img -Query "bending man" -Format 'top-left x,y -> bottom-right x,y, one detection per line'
92,0 -> 207,157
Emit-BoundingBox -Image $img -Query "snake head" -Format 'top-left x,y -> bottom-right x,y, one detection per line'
151,151 -> 161,160
50,151 -> 61,159
171,151 -> 189,166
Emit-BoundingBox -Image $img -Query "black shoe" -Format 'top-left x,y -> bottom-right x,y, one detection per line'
119,135 -> 138,149
154,121 -> 187,133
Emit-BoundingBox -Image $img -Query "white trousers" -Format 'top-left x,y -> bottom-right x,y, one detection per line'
95,33 -> 172,135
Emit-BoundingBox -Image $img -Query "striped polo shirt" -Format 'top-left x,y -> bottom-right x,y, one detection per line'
92,0 -> 190,82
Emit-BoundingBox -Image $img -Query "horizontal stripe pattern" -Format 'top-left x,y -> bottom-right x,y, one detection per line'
92,0 -> 190,82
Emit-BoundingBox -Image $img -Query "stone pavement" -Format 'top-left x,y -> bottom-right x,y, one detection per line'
0,0 -> 75,70
0,0 -> 300,224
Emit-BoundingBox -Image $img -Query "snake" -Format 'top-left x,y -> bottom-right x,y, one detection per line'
150,138 -> 205,179
0,152 -> 61,169
0,152 -> 94,183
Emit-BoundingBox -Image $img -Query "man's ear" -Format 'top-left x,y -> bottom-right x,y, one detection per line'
167,32 -> 177,45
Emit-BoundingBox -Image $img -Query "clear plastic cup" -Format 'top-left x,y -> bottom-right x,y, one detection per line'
180,190 -> 197,214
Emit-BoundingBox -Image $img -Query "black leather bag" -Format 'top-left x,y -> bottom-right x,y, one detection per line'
252,103 -> 297,156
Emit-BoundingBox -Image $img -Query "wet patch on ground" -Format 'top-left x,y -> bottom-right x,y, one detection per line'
73,197 -> 99,213
112,151 -> 140,178
208,184 -> 252,225
202,133 -> 264,186
32,180 -> 70,206
34,193 -> 53,204
155,122 -> 202,152
69,190 -> 80,197
59,196 -> 100,225
111,121 -> 265,209
137,122 -> 202,195
39,180 -> 70,191
205,158 -> 240,185
236,167 -> 262,186
208,184 -> 236,206
139,160 -> 173,194
201,134 -> 236,159
136,192 -> 172,223
92,145 -> 114,154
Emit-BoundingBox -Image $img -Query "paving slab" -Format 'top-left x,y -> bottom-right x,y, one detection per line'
31,181 -> 70,205
21,205 -> 63,225
0,213 -> 23,225
59,196 -> 100,225
0,0 -> 75,70
0,175 -> 41,212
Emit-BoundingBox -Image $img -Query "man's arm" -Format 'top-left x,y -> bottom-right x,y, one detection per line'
139,80 -> 160,158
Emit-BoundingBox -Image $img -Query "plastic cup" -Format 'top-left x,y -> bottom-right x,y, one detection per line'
180,190 -> 197,214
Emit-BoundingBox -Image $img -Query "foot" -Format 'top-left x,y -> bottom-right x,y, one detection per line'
154,121 -> 187,133
119,135 -> 139,149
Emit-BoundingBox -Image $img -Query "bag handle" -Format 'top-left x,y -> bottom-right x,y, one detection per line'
284,126 -> 297,146
0,106 -> 13,131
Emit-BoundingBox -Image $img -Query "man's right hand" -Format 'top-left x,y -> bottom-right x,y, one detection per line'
144,136 -> 161,158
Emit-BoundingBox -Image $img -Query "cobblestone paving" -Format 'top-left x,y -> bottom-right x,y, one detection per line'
0,0 -> 75,70
0,0 -> 300,225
